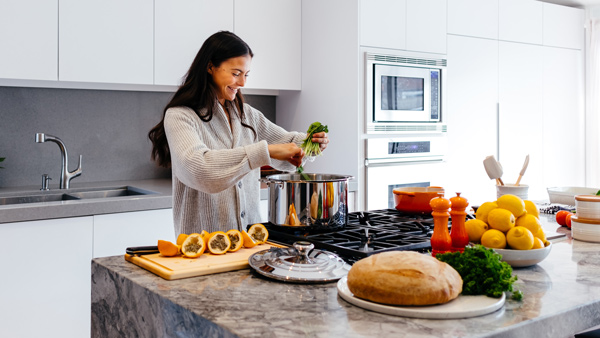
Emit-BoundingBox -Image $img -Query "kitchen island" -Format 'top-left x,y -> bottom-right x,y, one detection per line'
91,217 -> 600,338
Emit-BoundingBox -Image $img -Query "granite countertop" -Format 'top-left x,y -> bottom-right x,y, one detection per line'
91,214 -> 600,338
0,178 -> 173,223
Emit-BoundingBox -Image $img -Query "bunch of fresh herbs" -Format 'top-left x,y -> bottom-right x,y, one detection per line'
296,122 -> 328,179
436,245 -> 523,300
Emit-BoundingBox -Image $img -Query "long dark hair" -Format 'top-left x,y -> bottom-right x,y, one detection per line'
148,31 -> 255,168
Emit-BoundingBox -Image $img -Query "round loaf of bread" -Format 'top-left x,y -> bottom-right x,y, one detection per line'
347,251 -> 463,306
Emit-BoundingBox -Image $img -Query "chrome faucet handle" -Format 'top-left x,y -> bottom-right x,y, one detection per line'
40,174 -> 51,191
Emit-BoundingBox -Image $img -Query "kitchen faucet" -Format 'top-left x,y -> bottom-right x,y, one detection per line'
35,133 -> 82,189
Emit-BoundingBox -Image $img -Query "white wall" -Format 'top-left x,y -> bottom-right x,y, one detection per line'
276,0 -> 361,198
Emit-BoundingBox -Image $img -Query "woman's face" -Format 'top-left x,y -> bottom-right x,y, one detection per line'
209,54 -> 252,105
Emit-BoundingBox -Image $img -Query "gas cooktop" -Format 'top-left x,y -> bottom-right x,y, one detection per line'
260,209 -> 474,264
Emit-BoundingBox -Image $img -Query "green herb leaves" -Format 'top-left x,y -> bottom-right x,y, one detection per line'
0,157 -> 4,169
296,122 -> 328,179
301,122 -> 328,157
436,245 -> 522,300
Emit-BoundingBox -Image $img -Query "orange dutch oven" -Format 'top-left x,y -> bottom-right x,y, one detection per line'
392,186 -> 445,213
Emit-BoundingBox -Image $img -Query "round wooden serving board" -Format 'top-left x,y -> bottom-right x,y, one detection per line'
337,276 -> 505,319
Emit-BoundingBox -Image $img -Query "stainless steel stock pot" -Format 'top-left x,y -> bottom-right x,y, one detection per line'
260,173 -> 353,229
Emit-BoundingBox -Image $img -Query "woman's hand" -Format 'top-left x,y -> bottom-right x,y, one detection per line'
268,143 -> 305,167
311,131 -> 329,152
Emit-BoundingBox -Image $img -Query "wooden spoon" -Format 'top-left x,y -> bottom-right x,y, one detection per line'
515,155 -> 529,186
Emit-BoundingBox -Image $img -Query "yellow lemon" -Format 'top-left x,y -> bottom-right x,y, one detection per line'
496,194 -> 526,218
515,214 -> 542,236
476,201 -> 498,223
487,208 -> 516,233
465,219 -> 489,243
506,226 -> 534,250
532,237 -> 544,249
481,229 -> 507,249
524,200 -> 540,219
535,228 -> 547,242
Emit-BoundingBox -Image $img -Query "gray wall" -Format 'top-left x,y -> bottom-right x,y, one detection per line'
0,86 -> 275,188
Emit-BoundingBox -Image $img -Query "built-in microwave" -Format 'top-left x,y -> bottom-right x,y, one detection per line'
365,52 -> 447,134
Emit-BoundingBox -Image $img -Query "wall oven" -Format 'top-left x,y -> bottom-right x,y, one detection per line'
365,52 -> 447,134
365,134 -> 447,210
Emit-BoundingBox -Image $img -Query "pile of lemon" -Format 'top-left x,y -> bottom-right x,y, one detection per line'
466,194 -> 549,250
157,223 -> 269,258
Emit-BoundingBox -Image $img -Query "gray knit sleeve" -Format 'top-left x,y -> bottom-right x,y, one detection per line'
164,107 -> 271,193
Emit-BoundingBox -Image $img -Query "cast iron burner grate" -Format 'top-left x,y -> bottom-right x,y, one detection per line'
257,209 -> 474,264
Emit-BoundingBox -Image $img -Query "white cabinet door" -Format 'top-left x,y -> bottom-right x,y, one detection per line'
498,41 -> 545,200
234,0 -> 301,90
542,46 -> 585,188
59,0 -> 153,84
445,35 -> 499,204
0,217 -> 93,338
406,0 -> 447,54
360,0 -> 407,50
499,0 -> 542,45
0,0 -> 58,81
155,0 -> 233,86
542,3 -> 584,50
93,209 -> 175,258
448,0 -> 498,39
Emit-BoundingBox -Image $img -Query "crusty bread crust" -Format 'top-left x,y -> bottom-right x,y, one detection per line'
347,251 -> 463,306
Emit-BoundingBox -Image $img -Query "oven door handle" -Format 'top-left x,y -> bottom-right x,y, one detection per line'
365,157 -> 443,167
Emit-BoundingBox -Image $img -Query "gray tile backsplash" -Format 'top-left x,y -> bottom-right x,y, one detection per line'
0,87 -> 275,188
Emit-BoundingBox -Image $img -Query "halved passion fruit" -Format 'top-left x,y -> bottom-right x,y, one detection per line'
207,231 -> 231,255
247,223 -> 269,244
181,234 -> 206,258
176,233 -> 188,246
226,229 -> 244,252
241,230 -> 258,248
157,239 -> 180,257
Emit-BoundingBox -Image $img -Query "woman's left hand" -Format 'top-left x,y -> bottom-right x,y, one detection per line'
311,131 -> 329,152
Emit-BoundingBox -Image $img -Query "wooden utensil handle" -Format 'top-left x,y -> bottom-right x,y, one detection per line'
498,178 -> 504,186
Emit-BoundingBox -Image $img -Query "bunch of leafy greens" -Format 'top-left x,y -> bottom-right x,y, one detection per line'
301,122 -> 329,157
296,122 -> 328,179
436,245 -> 523,300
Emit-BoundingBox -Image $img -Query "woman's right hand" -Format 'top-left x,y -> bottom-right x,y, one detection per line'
268,143 -> 305,167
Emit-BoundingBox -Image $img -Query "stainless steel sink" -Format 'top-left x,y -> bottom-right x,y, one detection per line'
0,186 -> 157,206
67,186 -> 156,199
0,193 -> 79,205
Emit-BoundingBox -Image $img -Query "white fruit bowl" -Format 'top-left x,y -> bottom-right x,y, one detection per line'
489,242 -> 552,268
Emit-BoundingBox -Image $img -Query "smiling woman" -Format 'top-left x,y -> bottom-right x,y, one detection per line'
147,31 -> 329,236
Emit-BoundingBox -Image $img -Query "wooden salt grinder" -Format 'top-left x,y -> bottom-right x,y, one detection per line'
429,194 -> 452,257
450,192 -> 469,252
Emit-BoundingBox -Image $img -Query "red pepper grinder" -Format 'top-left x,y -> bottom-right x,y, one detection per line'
450,192 -> 470,253
429,194 -> 452,257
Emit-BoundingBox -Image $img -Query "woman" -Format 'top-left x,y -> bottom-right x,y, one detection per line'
148,31 -> 328,235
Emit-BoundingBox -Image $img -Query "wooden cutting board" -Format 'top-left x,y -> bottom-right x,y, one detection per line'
124,242 -> 283,280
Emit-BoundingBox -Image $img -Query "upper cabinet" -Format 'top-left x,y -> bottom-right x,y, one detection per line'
0,0 -> 300,91
406,0 -> 447,54
0,0 -> 58,81
360,0 -> 407,50
59,0 -> 154,84
499,0 -> 543,44
235,0 -> 301,90
360,0 -> 446,54
449,0 -> 584,50
448,0 -> 498,39
154,0 -> 234,86
543,2 -> 584,50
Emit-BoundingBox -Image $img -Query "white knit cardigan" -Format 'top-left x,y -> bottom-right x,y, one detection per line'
163,103 -> 305,235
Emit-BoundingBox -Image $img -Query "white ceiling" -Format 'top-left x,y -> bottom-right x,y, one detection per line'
538,0 -> 600,9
